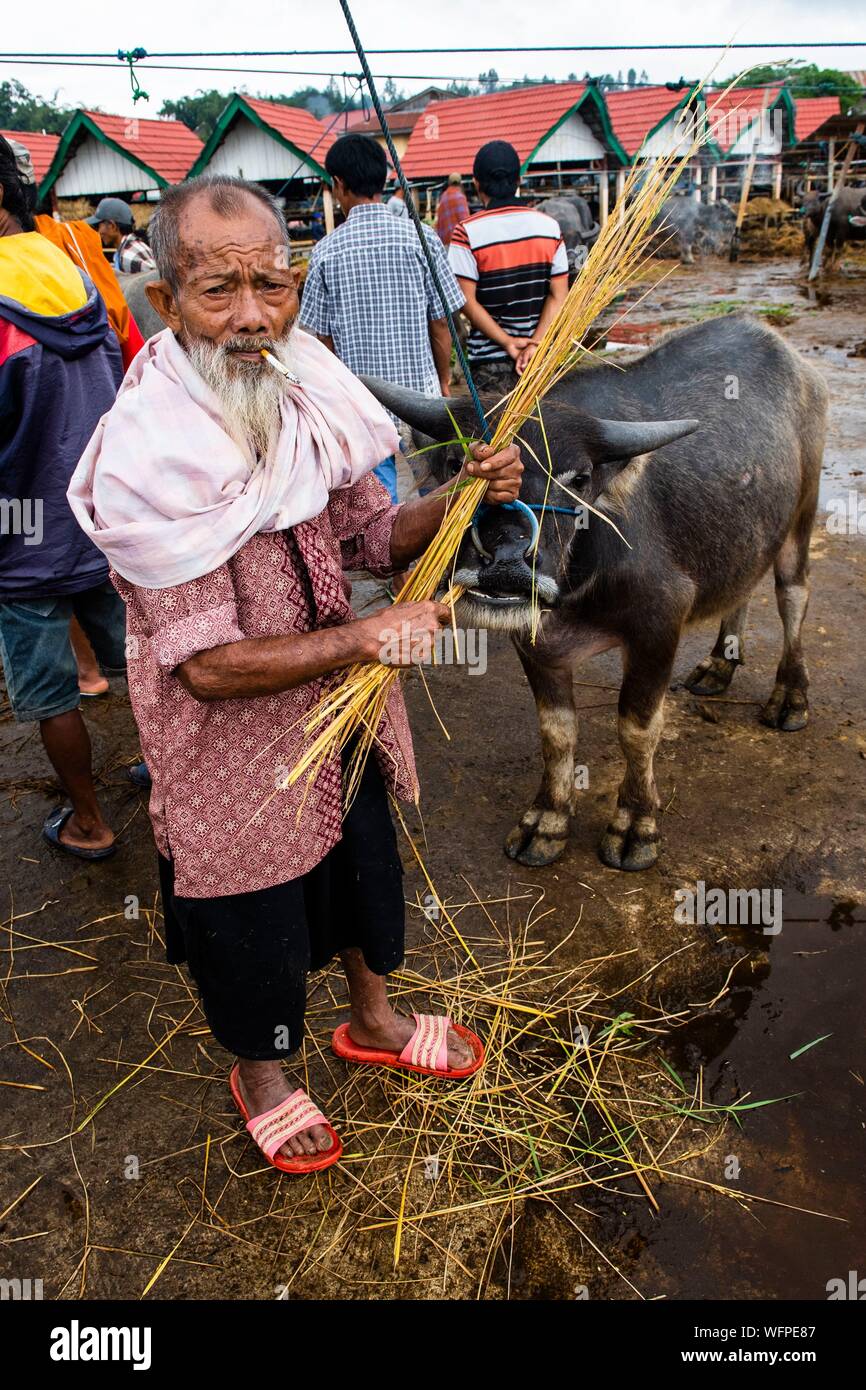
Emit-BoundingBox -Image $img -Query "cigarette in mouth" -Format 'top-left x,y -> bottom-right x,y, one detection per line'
259,348 -> 300,384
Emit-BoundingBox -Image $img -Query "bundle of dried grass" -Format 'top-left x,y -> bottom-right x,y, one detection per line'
287,83 -> 743,806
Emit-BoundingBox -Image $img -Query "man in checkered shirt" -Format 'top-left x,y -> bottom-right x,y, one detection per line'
299,134 -> 464,501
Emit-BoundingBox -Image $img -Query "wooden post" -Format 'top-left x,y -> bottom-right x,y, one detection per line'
772,161 -> 782,201
693,164 -> 702,201
731,88 -> 773,258
707,164 -> 718,203
827,139 -> 836,193
598,169 -> 609,227
322,184 -> 335,234
615,167 -> 626,204
809,122 -> 865,280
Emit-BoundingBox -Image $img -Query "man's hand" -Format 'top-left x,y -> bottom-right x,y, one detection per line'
439,377 -> 452,398
461,441 -> 523,505
515,340 -> 540,375
358,600 -> 451,668
505,335 -> 532,362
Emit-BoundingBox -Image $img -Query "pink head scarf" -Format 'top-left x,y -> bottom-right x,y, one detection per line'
68,328 -> 399,589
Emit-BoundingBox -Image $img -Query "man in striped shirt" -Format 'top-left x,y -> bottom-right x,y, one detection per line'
448,140 -> 568,395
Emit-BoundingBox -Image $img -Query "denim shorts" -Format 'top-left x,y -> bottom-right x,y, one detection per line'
0,580 -> 128,722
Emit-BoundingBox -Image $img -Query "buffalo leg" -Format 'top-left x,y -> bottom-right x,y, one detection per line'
682,601 -> 749,696
761,528 -> 811,732
599,645 -> 676,872
504,651 -> 577,868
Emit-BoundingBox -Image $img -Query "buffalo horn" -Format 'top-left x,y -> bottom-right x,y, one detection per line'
593,416 -> 700,462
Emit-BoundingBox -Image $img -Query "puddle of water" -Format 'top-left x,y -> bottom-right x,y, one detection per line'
631,894 -> 866,1299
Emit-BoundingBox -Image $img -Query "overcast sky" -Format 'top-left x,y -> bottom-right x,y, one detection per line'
3,0 -> 864,119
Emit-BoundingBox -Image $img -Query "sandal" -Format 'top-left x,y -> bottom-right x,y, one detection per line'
229,1064 -> 342,1175
42,806 -> 117,861
331,1012 -> 484,1079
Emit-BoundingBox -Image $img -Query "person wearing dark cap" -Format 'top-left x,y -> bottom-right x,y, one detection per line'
87,197 -> 156,274
448,140 -> 568,395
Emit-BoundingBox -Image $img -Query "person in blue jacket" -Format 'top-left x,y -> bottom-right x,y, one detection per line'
0,134 -> 136,859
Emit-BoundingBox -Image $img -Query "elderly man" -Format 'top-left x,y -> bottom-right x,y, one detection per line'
69,174 -> 522,1175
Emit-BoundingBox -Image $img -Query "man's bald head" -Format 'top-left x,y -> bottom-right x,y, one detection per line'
149,174 -> 290,293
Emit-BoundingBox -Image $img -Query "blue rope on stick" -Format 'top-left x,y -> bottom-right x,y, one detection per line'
337,0 -> 492,444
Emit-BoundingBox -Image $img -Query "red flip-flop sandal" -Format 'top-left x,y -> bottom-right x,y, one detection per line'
229,1064 -> 342,1175
331,1012 -> 484,1079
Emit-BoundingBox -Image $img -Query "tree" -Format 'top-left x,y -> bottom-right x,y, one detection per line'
159,90 -> 232,140
720,61 -> 860,110
0,78 -> 73,133
478,68 -> 500,94
159,82 -> 363,140
382,77 -> 406,105
627,68 -> 637,88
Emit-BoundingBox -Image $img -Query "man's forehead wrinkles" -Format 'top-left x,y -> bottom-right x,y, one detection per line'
184,238 -> 286,270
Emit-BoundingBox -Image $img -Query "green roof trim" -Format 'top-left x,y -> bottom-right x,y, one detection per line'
522,85 -> 629,171
188,94 -> 331,183
39,110 -> 168,200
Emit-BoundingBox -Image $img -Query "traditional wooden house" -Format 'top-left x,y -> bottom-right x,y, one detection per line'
1,128 -> 60,183
189,95 -> 338,232
38,110 -> 202,207
400,82 -> 628,223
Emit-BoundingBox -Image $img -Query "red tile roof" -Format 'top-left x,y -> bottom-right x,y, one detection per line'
82,110 -> 202,182
605,87 -> 688,157
341,106 -> 422,136
0,128 -> 60,181
241,97 -> 336,161
701,86 -> 782,153
401,82 -> 596,178
791,96 -> 842,143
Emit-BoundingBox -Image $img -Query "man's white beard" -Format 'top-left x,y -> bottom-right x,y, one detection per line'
184,327 -> 297,459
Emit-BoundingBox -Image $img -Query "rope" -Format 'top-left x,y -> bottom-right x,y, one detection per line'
337,0 -> 492,443
117,47 -> 149,103
5,43 -> 865,57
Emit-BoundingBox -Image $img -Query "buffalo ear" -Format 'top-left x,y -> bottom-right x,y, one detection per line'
589,415 -> 700,464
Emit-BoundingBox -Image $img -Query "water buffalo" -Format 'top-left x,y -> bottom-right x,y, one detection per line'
364,313 -> 826,872
537,195 -> 600,275
799,185 -> 866,268
116,268 -> 164,340
652,194 -> 736,264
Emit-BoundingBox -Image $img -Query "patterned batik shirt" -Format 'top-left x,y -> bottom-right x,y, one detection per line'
299,202 -> 464,402
111,473 -> 417,898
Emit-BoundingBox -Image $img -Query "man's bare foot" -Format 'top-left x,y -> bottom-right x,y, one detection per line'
347,1007 -> 474,1070
235,1059 -> 333,1160
79,674 -> 110,696
59,811 -> 115,853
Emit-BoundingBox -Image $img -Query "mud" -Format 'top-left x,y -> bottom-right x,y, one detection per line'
0,252 -> 863,1301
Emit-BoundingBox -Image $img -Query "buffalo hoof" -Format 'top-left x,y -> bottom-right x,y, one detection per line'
683,655 -> 738,697
760,686 -> 809,732
598,826 -> 660,872
504,812 -> 569,867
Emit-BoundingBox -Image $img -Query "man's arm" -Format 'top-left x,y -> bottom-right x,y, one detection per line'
515,274 -> 569,375
177,442 -> 523,699
428,316 -> 453,396
456,277 -> 530,363
177,604 -> 444,701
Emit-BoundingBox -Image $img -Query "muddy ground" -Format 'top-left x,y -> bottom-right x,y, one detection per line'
1,252 -> 864,1302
